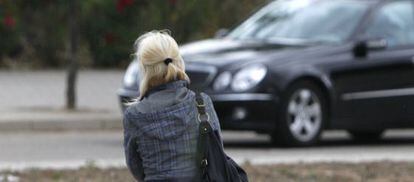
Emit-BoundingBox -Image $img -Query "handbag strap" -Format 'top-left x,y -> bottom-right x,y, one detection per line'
195,92 -> 211,173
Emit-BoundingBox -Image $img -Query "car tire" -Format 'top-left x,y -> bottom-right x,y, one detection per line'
271,80 -> 327,147
348,130 -> 384,141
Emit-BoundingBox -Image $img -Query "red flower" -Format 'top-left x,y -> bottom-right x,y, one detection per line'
104,32 -> 116,45
169,0 -> 177,5
3,15 -> 15,28
116,0 -> 134,13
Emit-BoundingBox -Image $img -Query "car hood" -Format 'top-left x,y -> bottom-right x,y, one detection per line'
180,38 -> 350,68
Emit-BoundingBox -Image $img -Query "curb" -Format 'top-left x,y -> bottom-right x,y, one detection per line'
0,159 -> 126,171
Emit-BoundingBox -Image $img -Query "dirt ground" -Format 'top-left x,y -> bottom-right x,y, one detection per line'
2,161 -> 414,182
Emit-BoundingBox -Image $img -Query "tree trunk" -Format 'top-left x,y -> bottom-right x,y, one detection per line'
66,0 -> 79,110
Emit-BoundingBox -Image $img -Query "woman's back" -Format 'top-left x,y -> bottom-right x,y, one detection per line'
123,80 -> 222,181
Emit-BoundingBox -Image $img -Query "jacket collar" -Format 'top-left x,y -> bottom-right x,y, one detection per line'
141,80 -> 189,100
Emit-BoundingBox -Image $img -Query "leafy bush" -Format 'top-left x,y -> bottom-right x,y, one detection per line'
0,2 -> 21,60
0,0 -> 69,68
0,0 -> 267,68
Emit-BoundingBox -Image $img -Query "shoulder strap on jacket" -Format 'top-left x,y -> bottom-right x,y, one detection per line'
195,92 -> 206,115
195,92 -> 212,131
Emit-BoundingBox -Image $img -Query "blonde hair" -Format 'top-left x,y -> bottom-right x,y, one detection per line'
134,30 -> 190,99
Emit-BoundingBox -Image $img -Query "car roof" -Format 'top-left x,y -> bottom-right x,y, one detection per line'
277,0 -> 382,5
311,0 -> 383,3
318,0 -> 382,3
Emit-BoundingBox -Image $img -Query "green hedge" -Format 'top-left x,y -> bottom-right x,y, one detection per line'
0,0 -> 267,68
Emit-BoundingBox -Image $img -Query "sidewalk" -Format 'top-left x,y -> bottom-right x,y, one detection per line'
0,70 -> 125,132
0,109 -> 123,132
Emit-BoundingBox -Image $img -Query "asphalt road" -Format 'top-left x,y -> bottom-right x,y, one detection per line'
2,70 -> 414,170
2,130 -> 414,170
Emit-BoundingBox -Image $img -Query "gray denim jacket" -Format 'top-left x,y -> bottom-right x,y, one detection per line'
123,80 -> 222,182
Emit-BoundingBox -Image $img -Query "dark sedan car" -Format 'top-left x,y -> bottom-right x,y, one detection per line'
118,0 -> 414,146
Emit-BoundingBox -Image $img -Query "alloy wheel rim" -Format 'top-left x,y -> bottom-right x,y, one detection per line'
287,89 -> 322,142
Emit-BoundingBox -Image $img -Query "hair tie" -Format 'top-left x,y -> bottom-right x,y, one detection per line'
164,58 -> 173,65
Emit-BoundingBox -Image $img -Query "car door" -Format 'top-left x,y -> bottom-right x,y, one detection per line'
332,0 -> 414,129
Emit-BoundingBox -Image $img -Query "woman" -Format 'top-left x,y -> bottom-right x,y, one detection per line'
123,30 -> 222,182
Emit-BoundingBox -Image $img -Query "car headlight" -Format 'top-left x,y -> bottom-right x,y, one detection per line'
123,61 -> 139,87
213,71 -> 232,91
231,64 -> 267,91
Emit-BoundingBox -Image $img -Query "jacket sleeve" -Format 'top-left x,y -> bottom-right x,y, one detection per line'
123,112 -> 145,182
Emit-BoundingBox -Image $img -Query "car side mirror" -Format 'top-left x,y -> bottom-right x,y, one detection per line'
215,28 -> 229,38
353,39 -> 387,58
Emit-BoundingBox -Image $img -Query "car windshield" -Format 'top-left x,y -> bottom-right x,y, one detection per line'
228,0 -> 370,44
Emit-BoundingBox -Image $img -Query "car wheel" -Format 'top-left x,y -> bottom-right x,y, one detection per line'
348,130 -> 384,141
272,81 -> 327,147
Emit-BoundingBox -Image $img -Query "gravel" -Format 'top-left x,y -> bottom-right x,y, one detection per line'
2,161 -> 414,182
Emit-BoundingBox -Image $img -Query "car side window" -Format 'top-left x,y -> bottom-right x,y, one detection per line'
363,1 -> 414,47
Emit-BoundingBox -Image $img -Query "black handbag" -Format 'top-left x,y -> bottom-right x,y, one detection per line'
195,92 -> 249,182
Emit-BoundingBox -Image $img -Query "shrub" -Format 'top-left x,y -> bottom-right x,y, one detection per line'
0,0 -> 267,68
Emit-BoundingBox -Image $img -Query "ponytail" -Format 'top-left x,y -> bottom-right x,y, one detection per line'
164,58 -> 189,82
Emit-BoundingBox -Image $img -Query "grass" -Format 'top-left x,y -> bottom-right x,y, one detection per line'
2,161 -> 414,182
